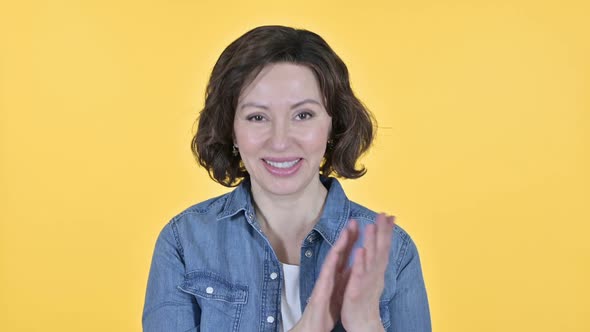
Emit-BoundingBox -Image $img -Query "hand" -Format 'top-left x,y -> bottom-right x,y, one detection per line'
289,216 -> 360,332
291,214 -> 395,332
340,214 -> 394,332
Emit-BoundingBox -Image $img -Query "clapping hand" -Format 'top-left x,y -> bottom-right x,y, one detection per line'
290,213 -> 395,332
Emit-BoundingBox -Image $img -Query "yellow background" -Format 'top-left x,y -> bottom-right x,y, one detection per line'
1,0 -> 588,331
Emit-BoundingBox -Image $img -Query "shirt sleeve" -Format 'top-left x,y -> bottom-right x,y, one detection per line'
142,220 -> 201,332
388,235 -> 432,332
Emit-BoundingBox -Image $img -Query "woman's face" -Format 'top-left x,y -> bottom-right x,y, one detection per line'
233,62 -> 332,197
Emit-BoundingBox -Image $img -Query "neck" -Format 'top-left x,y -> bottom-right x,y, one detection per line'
250,177 -> 328,238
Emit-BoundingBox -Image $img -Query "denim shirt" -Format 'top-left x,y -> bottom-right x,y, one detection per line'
142,176 -> 431,332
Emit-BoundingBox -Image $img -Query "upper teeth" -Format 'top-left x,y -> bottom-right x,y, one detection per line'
265,159 -> 300,168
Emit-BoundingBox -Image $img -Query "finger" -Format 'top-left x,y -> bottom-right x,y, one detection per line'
325,226 -> 354,287
328,221 -> 352,260
364,222 -> 377,268
352,246 -> 366,276
300,252 -> 341,330
338,266 -> 352,289
375,215 -> 395,272
331,225 -> 351,272
339,219 -> 359,271
310,250 -> 340,305
346,247 -> 366,299
332,225 -> 349,253
376,215 -> 394,252
385,216 -> 395,247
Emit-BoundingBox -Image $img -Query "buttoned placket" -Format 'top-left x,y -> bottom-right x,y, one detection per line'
299,231 -> 320,313
246,209 -> 283,331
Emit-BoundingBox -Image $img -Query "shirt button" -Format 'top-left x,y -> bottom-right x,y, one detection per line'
270,272 -> 278,280
305,250 -> 313,258
306,235 -> 314,243
266,315 -> 275,323
205,287 -> 214,294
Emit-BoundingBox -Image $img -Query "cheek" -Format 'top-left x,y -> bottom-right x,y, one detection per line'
301,127 -> 330,152
234,128 -> 264,154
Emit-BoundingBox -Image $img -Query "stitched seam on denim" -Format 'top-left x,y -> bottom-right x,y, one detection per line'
170,219 -> 185,260
259,247 -> 270,331
383,318 -> 392,329
178,288 -> 248,307
233,303 -> 243,332
176,195 -> 228,219
312,245 -> 319,307
314,228 -> 331,247
184,270 -> 247,286
393,224 -> 408,239
353,216 -> 373,225
332,199 -> 351,245
217,188 -> 244,219
349,200 -> 376,219
142,301 -> 195,320
349,210 -> 375,220
217,206 -> 246,220
180,271 -> 248,303
225,185 -> 236,213
395,232 -> 411,274
178,287 -> 248,304
379,301 -> 392,329
319,199 -> 351,246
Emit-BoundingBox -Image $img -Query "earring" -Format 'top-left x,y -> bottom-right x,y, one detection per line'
327,139 -> 334,150
232,144 -> 239,157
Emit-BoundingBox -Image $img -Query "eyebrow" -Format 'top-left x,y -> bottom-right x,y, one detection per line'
240,98 -> 322,111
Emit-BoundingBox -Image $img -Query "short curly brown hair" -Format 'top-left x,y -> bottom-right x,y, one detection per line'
192,25 -> 376,187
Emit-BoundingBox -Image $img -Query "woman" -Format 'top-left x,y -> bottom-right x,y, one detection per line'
143,25 -> 431,332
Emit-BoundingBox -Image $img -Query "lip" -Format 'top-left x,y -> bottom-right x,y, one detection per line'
262,157 -> 302,162
261,158 -> 303,177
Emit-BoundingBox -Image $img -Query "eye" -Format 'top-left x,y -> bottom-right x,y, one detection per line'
247,114 -> 265,122
295,111 -> 313,120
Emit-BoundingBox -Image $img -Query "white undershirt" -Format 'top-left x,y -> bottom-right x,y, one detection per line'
279,263 -> 302,332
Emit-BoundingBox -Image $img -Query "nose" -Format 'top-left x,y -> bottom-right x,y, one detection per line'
268,118 -> 291,151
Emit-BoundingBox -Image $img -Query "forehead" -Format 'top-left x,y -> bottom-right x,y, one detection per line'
237,63 -> 323,106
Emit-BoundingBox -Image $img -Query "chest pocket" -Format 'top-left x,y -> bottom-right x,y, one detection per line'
178,270 -> 248,332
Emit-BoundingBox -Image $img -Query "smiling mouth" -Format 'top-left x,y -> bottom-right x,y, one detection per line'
263,159 -> 302,169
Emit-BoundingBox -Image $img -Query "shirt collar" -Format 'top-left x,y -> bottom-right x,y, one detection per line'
215,177 -> 254,221
314,176 -> 351,246
217,175 -> 351,246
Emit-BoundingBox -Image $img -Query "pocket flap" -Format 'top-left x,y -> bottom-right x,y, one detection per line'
178,271 -> 248,304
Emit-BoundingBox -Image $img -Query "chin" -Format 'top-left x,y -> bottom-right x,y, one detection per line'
255,172 -> 315,197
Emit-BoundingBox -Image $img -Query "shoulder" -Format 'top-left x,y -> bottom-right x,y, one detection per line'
347,199 -> 416,272
156,191 -> 230,240
348,199 -> 412,243
170,192 -> 229,225
152,191 -> 234,257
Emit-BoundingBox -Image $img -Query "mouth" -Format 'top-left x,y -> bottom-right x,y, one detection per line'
261,158 -> 303,177
262,158 -> 302,169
